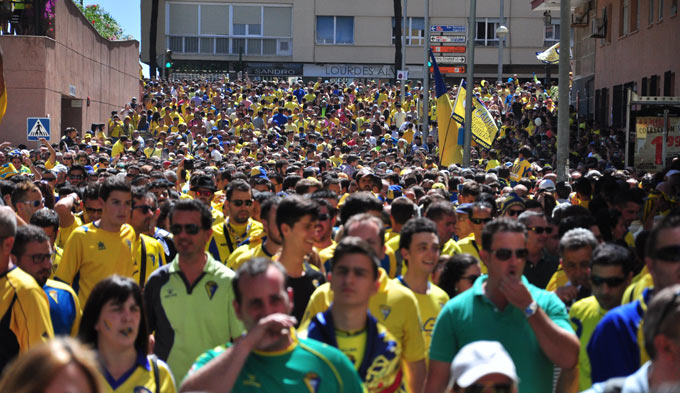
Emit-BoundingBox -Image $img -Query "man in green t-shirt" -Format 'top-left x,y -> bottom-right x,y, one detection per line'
180,257 -> 364,393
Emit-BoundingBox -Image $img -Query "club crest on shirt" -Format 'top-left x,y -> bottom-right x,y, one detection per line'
98,241 -> 106,250
133,387 -> 152,393
205,281 -> 218,300
303,372 -> 321,392
379,304 -> 391,320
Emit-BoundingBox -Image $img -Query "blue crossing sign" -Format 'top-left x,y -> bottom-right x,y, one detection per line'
27,117 -> 51,141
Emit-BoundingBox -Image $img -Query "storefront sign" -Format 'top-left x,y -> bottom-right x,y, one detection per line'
303,64 -> 395,78
635,116 -> 680,171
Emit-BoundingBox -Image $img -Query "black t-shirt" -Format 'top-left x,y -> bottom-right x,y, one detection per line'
523,252 -> 559,289
286,264 -> 325,327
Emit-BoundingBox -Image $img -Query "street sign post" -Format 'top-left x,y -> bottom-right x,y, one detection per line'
430,25 -> 466,33
430,35 -> 466,43
429,66 -> 466,74
431,46 -> 466,53
27,117 -> 51,141
432,56 -> 466,64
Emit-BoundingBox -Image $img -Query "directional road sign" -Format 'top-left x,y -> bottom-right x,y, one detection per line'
433,56 -> 466,64
27,117 -> 51,141
431,46 -> 466,53
430,25 -> 466,33
431,35 -> 466,43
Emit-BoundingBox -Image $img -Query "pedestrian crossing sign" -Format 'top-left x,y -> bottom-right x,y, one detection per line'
27,117 -> 51,141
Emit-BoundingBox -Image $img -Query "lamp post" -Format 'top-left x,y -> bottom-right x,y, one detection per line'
495,25 -> 508,84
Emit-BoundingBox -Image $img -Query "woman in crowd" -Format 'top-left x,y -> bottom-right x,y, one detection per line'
435,253 -> 481,298
79,275 -> 176,393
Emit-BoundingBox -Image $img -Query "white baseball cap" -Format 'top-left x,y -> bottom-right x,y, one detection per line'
449,341 -> 518,389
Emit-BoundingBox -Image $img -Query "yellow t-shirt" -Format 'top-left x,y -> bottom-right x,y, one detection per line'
441,238 -> 462,257
395,278 -> 449,351
55,223 -> 136,305
510,158 -> 531,182
205,218 -> 264,264
134,234 -> 167,287
99,355 -> 177,393
300,268 -> 427,363
569,295 -> 607,391
335,328 -> 367,369
56,215 -> 83,249
456,234 -> 486,273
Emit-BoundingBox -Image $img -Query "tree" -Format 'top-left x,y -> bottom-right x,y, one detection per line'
75,3 -> 132,41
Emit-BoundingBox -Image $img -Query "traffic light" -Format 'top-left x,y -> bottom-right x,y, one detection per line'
164,50 -> 173,69
428,59 -> 432,67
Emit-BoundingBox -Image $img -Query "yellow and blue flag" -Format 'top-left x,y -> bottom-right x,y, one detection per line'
429,49 -> 462,166
536,42 -> 560,64
452,79 -> 499,150
0,163 -> 18,179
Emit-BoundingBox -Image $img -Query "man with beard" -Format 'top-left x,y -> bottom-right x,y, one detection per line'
128,187 -> 166,287
144,200 -> 244,381
12,225 -> 81,337
227,196 -> 282,270
206,179 -> 263,264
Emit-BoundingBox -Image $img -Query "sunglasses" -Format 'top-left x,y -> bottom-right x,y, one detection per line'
42,177 -> 56,182
506,209 -> 524,217
195,190 -> 214,197
69,174 -> 84,180
490,248 -> 529,261
528,226 -> 553,235
317,214 -> 330,221
23,252 -> 54,264
470,217 -> 493,225
63,157 -> 73,161
85,207 -> 103,215
132,205 -> 154,214
170,223 -> 201,235
591,275 -> 627,287
465,383 -> 513,393
19,199 -> 45,208
652,245 -> 680,262
230,199 -> 253,207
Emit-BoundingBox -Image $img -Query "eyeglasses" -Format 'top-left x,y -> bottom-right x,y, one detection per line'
132,205 -> 154,214
42,177 -> 56,182
490,248 -> 529,261
506,209 -> 524,217
63,157 -> 73,161
465,383 -> 513,393
652,245 -> 680,262
68,174 -> 84,180
590,275 -> 627,287
463,274 -> 480,282
528,226 -> 553,235
170,223 -> 201,235
230,199 -> 253,207
85,207 -> 103,215
655,289 -> 680,340
18,199 -> 44,208
469,217 -> 493,225
195,190 -> 214,197
23,252 -> 54,264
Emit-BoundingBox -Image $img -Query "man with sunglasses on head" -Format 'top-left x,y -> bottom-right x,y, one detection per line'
456,202 -> 493,273
425,218 -> 579,393
206,179 -> 263,264
127,187 -> 166,287
144,199 -> 244,382
568,243 -> 634,391
587,214 -> 680,385
11,225 -> 81,338
518,211 -> 559,289
55,177 -> 136,305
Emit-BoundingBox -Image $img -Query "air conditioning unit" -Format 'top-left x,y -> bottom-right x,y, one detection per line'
591,17 -> 606,38
572,9 -> 589,27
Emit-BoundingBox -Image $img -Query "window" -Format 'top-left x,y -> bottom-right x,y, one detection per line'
620,0 -> 630,35
649,0 -> 655,24
544,18 -> 560,46
392,17 -> 425,45
475,18 -> 500,46
631,0 -> 639,30
659,0 -> 664,20
642,77 -> 648,95
166,3 -> 292,56
316,16 -> 354,44
672,0 -> 678,15
664,71 -> 675,96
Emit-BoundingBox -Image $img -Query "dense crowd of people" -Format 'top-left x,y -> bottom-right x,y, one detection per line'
0,75 -> 679,393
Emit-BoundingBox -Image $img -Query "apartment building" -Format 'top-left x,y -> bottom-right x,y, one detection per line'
140,0 -> 560,81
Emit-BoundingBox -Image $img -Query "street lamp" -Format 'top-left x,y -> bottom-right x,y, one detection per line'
496,25 -> 508,84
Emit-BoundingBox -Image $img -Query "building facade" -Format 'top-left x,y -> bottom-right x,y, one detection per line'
141,0 -> 561,82
0,0 -> 140,146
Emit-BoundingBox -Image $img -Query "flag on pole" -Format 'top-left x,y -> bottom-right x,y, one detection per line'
536,42 -> 560,64
452,79 -> 499,150
429,49 -> 462,166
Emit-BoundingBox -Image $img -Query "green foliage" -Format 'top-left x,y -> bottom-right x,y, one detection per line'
75,3 -> 132,41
